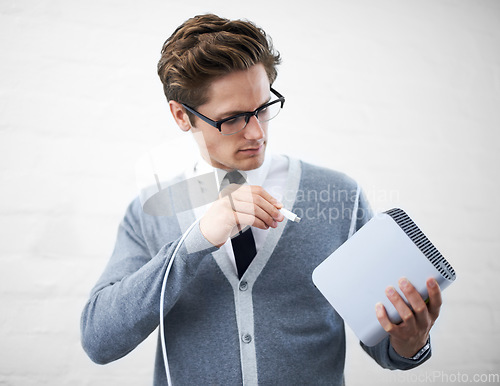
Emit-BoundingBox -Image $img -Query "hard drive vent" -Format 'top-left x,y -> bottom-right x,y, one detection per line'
385,208 -> 456,281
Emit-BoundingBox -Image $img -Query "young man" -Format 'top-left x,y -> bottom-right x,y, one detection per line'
81,14 -> 442,385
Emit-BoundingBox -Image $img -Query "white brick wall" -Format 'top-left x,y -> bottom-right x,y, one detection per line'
1,0 -> 499,384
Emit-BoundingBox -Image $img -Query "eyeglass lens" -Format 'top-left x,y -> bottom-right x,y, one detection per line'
220,101 -> 282,135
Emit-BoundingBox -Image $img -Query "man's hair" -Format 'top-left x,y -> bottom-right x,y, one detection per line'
157,14 -> 281,113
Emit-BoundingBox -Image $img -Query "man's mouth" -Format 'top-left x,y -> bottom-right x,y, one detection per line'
239,143 -> 264,154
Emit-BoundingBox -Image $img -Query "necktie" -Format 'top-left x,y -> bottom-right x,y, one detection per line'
222,170 -> 257,278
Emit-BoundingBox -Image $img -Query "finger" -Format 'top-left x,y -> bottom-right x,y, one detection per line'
251,194 -> 284,222
385,286 -> 415,326
248,185 -> 283,209
398,278 -> 429,322
375,303 -> 395,333
233,211 -> 269,230
228,198 -> 279,229
426,278 -> 442,321
229,186 -> 284,222
244,186 -> 284,219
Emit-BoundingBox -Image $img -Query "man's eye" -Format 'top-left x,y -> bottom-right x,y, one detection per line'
225,116 -> 245,126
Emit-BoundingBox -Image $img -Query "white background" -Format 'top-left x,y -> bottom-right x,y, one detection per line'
1,0 -> 499,384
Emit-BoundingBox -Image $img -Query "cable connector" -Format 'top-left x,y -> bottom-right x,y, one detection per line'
279,207 -> 301,223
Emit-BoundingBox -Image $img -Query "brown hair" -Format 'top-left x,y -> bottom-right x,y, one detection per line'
157,14 -> 281,113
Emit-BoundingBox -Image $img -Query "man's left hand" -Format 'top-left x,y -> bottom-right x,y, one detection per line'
375,277 -> 442,358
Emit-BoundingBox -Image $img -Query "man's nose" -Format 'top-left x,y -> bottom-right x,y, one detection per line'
243,115 -> 264,140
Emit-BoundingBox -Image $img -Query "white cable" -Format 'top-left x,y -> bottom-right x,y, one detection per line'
159,209 -> 301,385
348,183 -> 361,239
160,219 -> 200,386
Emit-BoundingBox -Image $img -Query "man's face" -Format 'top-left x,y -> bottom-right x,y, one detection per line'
190,63 -> 271,171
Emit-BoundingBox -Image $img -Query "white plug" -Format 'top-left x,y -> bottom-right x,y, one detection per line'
279,207 -> 301,223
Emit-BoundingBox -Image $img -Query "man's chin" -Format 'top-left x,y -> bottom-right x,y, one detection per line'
208,147 -> 266,171
236,152 -> 266,171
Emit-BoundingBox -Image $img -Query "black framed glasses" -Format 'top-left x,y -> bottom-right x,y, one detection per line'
182,88 -> 285,136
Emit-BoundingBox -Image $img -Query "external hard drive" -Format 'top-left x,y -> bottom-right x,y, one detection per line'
312,208 -> 456,346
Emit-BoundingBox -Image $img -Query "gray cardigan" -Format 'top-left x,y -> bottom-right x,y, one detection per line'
81,158 -> 430,385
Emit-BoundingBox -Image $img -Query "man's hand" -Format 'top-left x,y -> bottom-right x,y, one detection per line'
375,277 -> 442,358
200,184 -> 284,247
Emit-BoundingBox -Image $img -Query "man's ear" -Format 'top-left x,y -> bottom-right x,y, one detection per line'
169,101 -> 192,132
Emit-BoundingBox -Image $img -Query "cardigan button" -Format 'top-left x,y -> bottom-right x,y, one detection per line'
242,334 -> 252,344
239,281 -> 248,291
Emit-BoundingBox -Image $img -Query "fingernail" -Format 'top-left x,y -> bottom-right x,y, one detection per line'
276,201 -> 284,209
272,220 -> 278,228
399,278 -> 408,288
375,303 -> 384,315
429,278 -> 437,288
386,286 -> 396,296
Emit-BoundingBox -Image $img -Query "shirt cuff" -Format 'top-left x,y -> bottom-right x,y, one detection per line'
389,337 -> 431,364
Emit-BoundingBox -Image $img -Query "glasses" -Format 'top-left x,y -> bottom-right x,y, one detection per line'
182,88 -> 285,136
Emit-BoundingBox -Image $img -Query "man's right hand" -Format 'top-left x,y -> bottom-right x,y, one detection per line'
199,184 -> 285,247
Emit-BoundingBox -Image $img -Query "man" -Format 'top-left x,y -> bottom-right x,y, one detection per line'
81,14 -> 442,385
